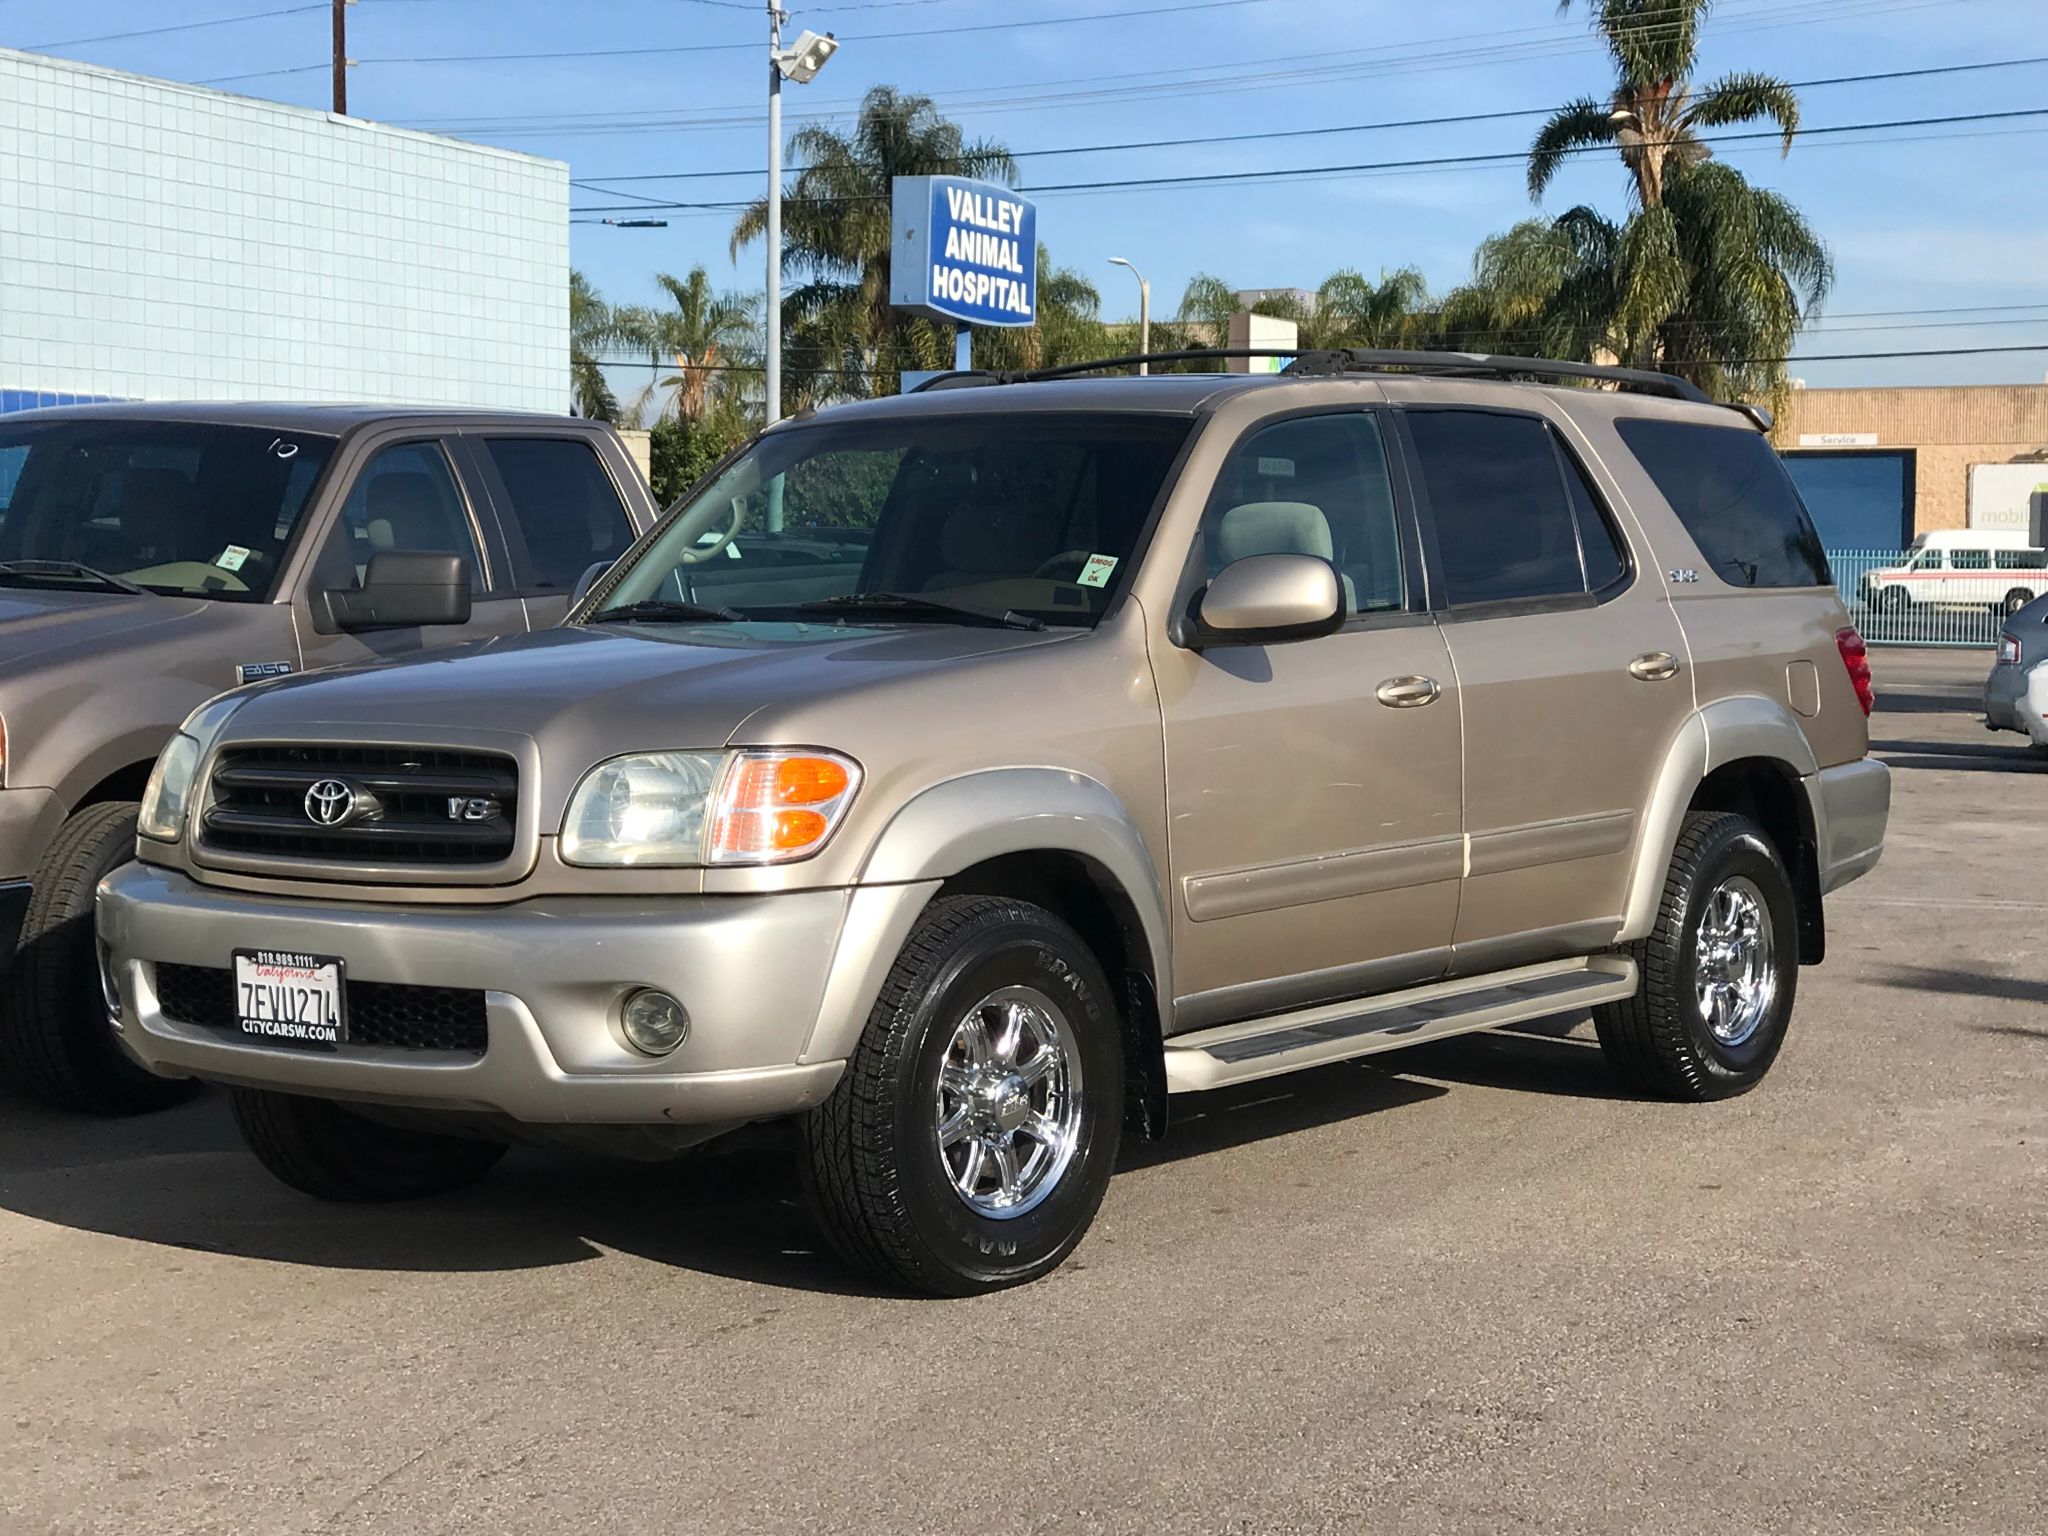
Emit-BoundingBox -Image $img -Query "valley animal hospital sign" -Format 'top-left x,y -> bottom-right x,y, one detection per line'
889,176 -> 1037,328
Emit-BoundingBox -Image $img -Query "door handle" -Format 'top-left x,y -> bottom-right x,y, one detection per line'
1628,651 -> 1680,681
1376,675 -> 1442,708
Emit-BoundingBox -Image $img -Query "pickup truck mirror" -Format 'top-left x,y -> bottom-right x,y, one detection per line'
569,559 -> 613,609
1187,553 -> 1344,649
319,551 -> 472,633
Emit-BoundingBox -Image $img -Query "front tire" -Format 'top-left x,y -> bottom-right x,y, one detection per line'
229,1088 -> 507,1201
801,895 -> 1124,1296
1595,811 -> 1799,1101
0,802 -> 197,1114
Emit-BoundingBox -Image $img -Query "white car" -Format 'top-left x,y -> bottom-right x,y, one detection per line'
1863,530 -> 2047,618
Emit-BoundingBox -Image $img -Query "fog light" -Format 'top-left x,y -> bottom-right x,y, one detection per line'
620,989 -> 689,1056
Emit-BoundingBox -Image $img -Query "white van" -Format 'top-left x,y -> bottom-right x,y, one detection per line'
1861,529 -> 2048,616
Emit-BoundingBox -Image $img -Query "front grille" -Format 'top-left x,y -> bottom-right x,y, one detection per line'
200,744 -> 519,867
153,962 -> 489,1055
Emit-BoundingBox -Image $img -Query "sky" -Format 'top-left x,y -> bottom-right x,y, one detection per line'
5,0 -> 2047,391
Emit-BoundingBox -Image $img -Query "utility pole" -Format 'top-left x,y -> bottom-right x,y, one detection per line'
331,0 -> 350,115
765,3 -> 785,428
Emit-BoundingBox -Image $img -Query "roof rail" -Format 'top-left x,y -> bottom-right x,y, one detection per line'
908,347 -> 1713,405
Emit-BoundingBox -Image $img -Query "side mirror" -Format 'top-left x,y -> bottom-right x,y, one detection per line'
569,559 -> 613,609
1188,553 -> 1343,648
319,551 -> 472,633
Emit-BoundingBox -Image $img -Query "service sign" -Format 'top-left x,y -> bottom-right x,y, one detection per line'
890,176 -> 1037,328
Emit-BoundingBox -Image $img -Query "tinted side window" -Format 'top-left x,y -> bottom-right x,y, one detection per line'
1558,445 -> 1628,592
1998,549 -> 2048,571
1406,410 -> 1585,606
1204,412 -> 1406,615
1951,548 -> 1991,571
314,441 -> 486,592
1616,419 -> 1830,588
479,437 -> 637,591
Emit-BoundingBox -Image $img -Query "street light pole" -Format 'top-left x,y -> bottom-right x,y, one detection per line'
1109,257 -> 1150,375
765,2 -> 785,429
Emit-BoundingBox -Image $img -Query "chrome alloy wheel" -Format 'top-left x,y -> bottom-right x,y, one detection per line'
1694,874 -> 1777,1047
934,985 -> 1084,1220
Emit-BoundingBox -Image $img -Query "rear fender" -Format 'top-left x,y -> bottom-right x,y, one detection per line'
1619,697 -> 1819,943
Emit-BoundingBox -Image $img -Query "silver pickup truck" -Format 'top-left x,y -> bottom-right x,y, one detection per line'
0,403 -> 657,1112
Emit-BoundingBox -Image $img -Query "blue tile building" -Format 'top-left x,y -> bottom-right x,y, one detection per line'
0,48 -> 569,415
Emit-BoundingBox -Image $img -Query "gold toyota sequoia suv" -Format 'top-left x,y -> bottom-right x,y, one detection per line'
97,350 -> 1891,1295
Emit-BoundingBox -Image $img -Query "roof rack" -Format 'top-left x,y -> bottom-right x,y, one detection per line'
910,346 -> 1715,406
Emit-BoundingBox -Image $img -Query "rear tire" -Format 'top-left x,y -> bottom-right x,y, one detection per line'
0,802 -> 198,1115
2003,588 -> 2036,617
1595,811 -> 1799,1101
800,895 -> 1124,1296
229,1087 -> 507,1201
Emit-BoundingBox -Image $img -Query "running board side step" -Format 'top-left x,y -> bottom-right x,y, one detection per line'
1162,956 -> 1638,1094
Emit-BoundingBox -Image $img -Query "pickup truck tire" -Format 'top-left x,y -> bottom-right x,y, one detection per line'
800,895 -> 1124,1297
0,802 -> 198,1115
1595,811 -> 1799,1101
229,1087 -> 507,1201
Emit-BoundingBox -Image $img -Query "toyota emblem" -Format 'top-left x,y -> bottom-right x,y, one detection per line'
304,779 -> 357,827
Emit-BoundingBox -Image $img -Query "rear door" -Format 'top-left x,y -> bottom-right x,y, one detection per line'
1397,405 -> 1691,972
459,431 -> 643,627
292,433 -> 529,671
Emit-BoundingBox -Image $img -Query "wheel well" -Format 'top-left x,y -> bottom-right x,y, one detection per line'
75,760 -> 154,811
939,851 -> 1168,1140
1689,758 -> 1824,965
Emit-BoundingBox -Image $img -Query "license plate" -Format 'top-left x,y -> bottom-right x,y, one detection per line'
232,949 -> 346,1050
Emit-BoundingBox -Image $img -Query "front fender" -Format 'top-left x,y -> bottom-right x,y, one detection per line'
1618,697 -> 1819,942
798,768 -> 1171,1066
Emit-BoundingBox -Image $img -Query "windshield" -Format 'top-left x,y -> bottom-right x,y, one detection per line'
594,412 -> 1193,628
0,420 -> 336,601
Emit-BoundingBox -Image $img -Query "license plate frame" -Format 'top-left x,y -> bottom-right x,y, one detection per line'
231,948 -> 347,1051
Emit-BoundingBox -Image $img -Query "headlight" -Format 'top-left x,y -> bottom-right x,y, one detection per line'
560,748 -> 860,867
138,695 -> 245,844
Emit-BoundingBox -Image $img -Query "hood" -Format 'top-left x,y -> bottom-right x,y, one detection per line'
0,587 -> 221,679
218,621 -> 1078,753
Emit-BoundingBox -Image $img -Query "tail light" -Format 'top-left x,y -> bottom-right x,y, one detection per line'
1999,633 -> 2022,666
1836,627 -> 1874,717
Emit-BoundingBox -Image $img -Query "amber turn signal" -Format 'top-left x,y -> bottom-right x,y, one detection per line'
709,750 -> 861,863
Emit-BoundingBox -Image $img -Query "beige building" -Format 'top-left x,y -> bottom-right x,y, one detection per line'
1771,384 -> 2048,546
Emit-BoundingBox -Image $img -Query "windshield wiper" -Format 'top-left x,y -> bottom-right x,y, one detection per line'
784,592 -> 1047,631
0,559 -> 148,596
588,598 -> 746,624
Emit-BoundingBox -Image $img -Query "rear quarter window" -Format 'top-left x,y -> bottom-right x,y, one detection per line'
1616,419 -> 1831,588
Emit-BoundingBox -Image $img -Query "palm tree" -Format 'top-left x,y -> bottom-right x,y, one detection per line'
1301,268 -> 1433,350
1529,0 -> 1799,209
732,86 -> 1016,408
1510,0 -> 1826,401
569,270 -> 624,423
615,267 -> 757,426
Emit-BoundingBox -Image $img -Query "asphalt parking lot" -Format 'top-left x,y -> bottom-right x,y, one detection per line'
2,648 -> 2042,1536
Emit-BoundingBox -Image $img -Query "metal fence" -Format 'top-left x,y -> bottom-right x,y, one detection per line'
1825,548 -> 2040,648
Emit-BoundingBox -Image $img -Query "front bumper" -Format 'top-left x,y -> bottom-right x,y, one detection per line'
1812,757 -> 1891,894
96,862 -> 939,1126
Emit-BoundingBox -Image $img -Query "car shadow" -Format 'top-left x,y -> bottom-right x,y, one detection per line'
1879,965 -> 2048,1008
1870,738 -> 2042,774
1870,689 -> 1984,716
0,1019 -> 1631,1293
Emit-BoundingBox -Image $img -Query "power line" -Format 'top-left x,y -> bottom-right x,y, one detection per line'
351,0 -> 1284,67
569,53 -> 2048,189
21,3 -> 323,50
566,106 -> 2048,212
393,0 -> 1986,135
